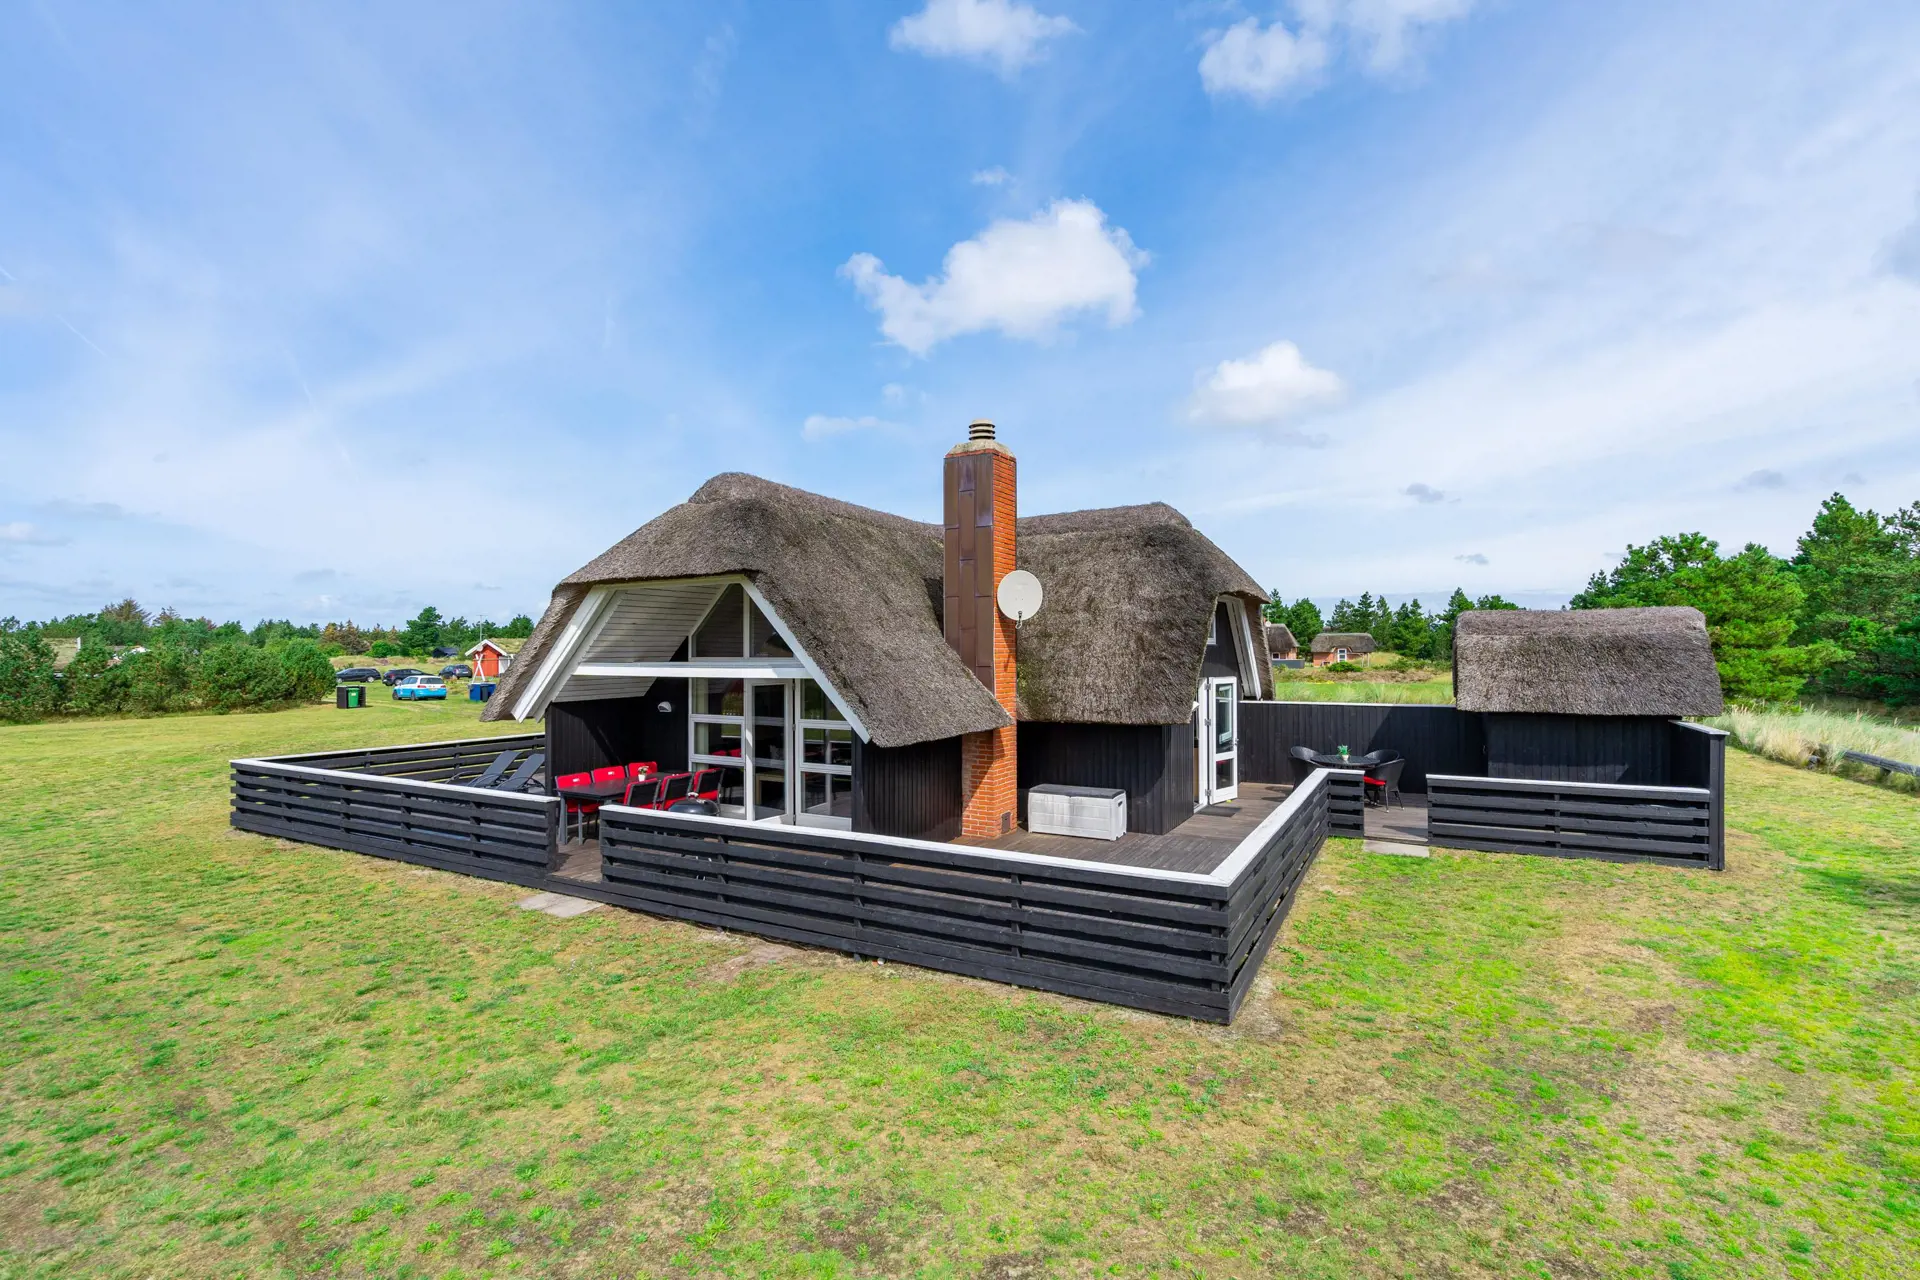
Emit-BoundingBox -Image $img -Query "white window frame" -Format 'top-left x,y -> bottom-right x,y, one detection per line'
684,591 -> 854,830
1336,647 -> 1349,662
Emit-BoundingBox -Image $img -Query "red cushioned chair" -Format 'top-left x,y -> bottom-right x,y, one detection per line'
626,761 -> 658,780
686,767 -> 720,802
555,772 -> 597,843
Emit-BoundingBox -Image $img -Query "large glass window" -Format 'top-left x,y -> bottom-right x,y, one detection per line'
692,585 -> 745,658
794,679 -> 852,829
749,599 -> 792,658
688,675 -> 853,829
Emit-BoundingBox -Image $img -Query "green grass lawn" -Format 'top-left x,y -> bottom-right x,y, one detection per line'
2,700 -> 1917,1278
1269,677 -> 1456,704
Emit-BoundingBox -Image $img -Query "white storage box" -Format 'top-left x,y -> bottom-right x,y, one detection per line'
1027,784 -> 1128,841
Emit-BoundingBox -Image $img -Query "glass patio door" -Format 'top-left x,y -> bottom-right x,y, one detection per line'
1201,677 -> 1239,805
744,680 -> 788,822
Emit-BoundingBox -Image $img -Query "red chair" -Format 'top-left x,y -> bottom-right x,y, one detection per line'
657,773 -> 693,808
556,771 -> 601,843
686,767 -> 720,801
591,765 -> 627,788
626,761 -> 658,779
623,775 -> 665,808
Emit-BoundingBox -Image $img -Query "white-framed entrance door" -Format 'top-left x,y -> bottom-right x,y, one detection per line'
1198,676 -> 1239,806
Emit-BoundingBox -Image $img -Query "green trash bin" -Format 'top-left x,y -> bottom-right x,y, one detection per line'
337,684 -> 366,709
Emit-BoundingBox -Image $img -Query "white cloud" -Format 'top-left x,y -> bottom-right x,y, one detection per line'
841,199 -> 1147,355
1200,1 -> 1475,103
889,0 -> 1078,76
1,521 -> 67,546
1455,553 -> 1489,565
1198,18 -> 1330,103
1186,341 -> 1345,429
1316,0 -> 1476,74
971,165 -> 1012,186
802,414 -> 895,442
1404,482 -> 1446,503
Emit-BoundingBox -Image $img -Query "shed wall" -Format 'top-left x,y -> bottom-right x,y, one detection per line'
1484,714 -> 1672,784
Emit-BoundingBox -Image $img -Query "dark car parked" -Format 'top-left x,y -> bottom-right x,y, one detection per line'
439,663 -> 473,679
382,668 -> 424,686
335,667 -> 381,683
430,646 -> 459,658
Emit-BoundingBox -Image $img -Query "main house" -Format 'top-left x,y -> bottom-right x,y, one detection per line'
483,422 -> 1271,841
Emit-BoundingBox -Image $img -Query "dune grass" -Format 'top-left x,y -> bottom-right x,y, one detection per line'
1270,677 -> 1455,704
2,700 -> 1918,1277
1710,705 -> 1920,795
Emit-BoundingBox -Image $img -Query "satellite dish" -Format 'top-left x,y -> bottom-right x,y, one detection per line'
997,569 -> 1044,622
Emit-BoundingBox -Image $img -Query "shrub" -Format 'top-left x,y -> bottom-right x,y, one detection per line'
193,643 -> 292,713
278,640 -> 337,704
0,630 -> 61,722
368,640 -> 400,659
123,645 -> 196,714
1326,661 -> 1363,673
63,643 -> 132,716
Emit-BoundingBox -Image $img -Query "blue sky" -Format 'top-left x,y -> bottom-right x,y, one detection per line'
3,0 -> 1919,627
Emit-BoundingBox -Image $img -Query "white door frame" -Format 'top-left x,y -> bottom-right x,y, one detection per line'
1198,676 -> 1240,806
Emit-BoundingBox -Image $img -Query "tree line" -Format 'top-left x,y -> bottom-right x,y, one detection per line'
0,600 -> 536,723
1265,492 -> 1920,706
1263,589 -> 1519,664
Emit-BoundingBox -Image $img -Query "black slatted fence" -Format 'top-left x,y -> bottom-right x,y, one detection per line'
1426,774 -> 1719,869
264,733 -> 549,785
231,757 -> 561,884
596,770 -> 1334,1022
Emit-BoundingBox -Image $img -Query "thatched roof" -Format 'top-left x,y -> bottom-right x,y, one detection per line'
1265,623 -> 1297,656
1310,631 -> 1375,655
1014,503 -> 1267,724
1452,606 -> 1725,716
485,473 -> 1267,743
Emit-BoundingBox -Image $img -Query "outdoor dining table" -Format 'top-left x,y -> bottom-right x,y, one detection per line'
1307,753 -> 1368,768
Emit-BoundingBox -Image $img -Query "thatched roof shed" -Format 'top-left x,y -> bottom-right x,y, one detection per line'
1265,623 -> 1297,657
1452,607 -> 1725,716
1309,631 -> 1375,656
485,473 -> 1268,745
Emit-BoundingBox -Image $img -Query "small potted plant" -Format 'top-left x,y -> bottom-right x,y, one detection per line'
1337,744 -> 1350,762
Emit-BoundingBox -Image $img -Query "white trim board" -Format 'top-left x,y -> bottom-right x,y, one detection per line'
574,661 -> 810,680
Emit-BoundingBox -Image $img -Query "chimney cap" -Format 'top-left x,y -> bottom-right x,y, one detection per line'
968,420 -> 996,441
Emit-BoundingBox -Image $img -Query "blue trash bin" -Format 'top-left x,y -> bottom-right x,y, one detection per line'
470,682 -> 496,702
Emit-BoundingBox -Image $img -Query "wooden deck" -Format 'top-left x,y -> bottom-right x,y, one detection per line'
549,782 -> 1292,881
963,782 -> 1290,875
1364,794 -> 1428,845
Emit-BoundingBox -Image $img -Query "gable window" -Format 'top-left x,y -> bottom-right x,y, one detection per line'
1335,648 -> 1348,662
692,584 -> 745,658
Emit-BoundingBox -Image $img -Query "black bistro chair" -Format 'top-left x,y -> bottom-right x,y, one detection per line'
1288,746 -> 1320,787
1363,755 -> 1406,808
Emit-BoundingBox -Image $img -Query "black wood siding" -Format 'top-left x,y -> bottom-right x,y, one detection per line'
546,684 -> 689,784
1239,702 -> 1486,793
852,735 -> 962,841
1201,601 -> 1241,681
1484,714 -> 1671,784
1017,721 -> 1197,835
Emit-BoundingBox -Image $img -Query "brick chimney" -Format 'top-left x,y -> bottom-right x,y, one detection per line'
943,420 -> 1018,838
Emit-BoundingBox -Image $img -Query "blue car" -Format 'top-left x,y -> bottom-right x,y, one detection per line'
392,675 -> 448,701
